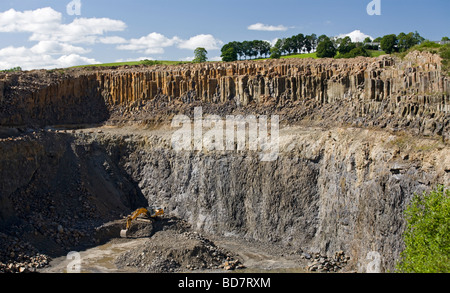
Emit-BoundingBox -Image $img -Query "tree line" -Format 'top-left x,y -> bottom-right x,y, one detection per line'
220,31 -> 447,61
221,34 -> 319,61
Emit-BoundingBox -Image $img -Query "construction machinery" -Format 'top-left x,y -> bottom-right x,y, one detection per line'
120,207 -> 164,238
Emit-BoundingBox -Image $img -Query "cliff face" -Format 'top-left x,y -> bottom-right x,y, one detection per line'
1,51 -> 449,138
0,52 -> 449,272
1,126 -> 448,272
0,73 -> 108,127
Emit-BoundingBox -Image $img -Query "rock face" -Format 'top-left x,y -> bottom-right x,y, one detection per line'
0,52 -> 449,273
0,52 -> 449,138
78,126 -> 448,272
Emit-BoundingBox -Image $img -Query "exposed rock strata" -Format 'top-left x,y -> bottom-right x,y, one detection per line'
0,52 -> 449,273
0,51 -> 449,139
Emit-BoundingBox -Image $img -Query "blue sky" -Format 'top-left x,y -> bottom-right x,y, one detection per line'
0,0 -> 449,70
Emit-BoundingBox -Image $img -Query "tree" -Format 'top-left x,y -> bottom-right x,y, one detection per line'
221,47 -> 238,62
442,37 -> 450,42
241,41 -> 253,60
310,34 -> 318,51
440,44 -> 450,75
269,47 -> 282,59
373,37 -> 382,43
338,36 -> 356,54
396,185 -> 450,273
316,36 -> 336,58
380,34 -> 398,54
282,37 -> 296,55
257,41 -> 271,58
317,35 -> 328,46
397,32 -> 423,52
273,38 -> 287,56
293,33 -> 306,53
304,35 -> 316,53
337,47 -> 370,59
193,47 -> 208,63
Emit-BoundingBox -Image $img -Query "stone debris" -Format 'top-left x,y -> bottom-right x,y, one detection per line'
0,233 -> 51,273
305,251 -> 350,273
115,225 -> 243,273
219,258 -> 246,271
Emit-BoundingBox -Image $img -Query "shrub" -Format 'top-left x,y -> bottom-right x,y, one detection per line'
316,36 -> 336,58
396,185 -> 450,273
439,44 -> 450,76
336,47 -> 371,59
141,60 -> 162,66
0,66 -> 22,73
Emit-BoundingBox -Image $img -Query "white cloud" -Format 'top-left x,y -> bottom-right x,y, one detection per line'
248,23 -> 288,32
99,36 -> 127,44
0,45 -> 98,70
0,8 -> 126,44
56,54 -> 98,68
179,56 -> 194,62
115,57 -> 155,62
29,17 -> 127,44
337,30 -> 373,42
209,56 -> 222,62
118,33 -> 223,54
178,34 -> 223,51
265,38 -> 279,47
117,32 -> 181,54
30,41 -> 90,55
0,7 -> 126,70
0,7 -> 61,33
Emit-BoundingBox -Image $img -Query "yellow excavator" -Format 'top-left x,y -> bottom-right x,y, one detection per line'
120,207 -> 164,238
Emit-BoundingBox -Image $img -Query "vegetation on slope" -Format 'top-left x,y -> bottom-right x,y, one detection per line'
396,185 -> 450,273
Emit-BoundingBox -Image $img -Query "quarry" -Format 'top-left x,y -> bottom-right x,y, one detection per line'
0,51 -> 449,273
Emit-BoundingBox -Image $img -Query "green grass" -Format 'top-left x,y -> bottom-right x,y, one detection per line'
281,52 -> 318,59
367,50 -> 386,57
263,50 -> 384,61
69,49 -> 387,69
70,60 -> 190,68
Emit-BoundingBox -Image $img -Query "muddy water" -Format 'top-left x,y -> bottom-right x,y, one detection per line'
38,237 -> 309,274
39,239 -> 146,273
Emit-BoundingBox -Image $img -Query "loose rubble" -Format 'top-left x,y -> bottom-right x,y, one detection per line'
305,251 -> 350,273
0,233 -> 51,273
115,228 -> 244,273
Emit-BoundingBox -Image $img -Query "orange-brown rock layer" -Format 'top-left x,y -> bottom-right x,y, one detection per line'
0,51 -> 448,138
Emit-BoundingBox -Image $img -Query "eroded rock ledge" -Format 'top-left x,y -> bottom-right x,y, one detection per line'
0,51 -> 449,139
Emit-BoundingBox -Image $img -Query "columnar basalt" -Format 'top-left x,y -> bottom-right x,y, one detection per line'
0,52 -> 449,138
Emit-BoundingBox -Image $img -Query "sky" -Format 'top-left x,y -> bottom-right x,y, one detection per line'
0,0 -> 449,70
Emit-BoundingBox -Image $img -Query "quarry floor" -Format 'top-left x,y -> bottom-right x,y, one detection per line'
38,226 -> 310,274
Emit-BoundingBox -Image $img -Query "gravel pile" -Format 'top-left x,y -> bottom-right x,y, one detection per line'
0,233 -> 51,273
305,251 -> 350,273
115,229 -> 241,273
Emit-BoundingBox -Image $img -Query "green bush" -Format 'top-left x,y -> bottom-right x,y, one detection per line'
439,44 -> 450,76
336,47 -> 371,59
396,185 -> 450,273
141,59 -> 162,66
0,66 -> 22,73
